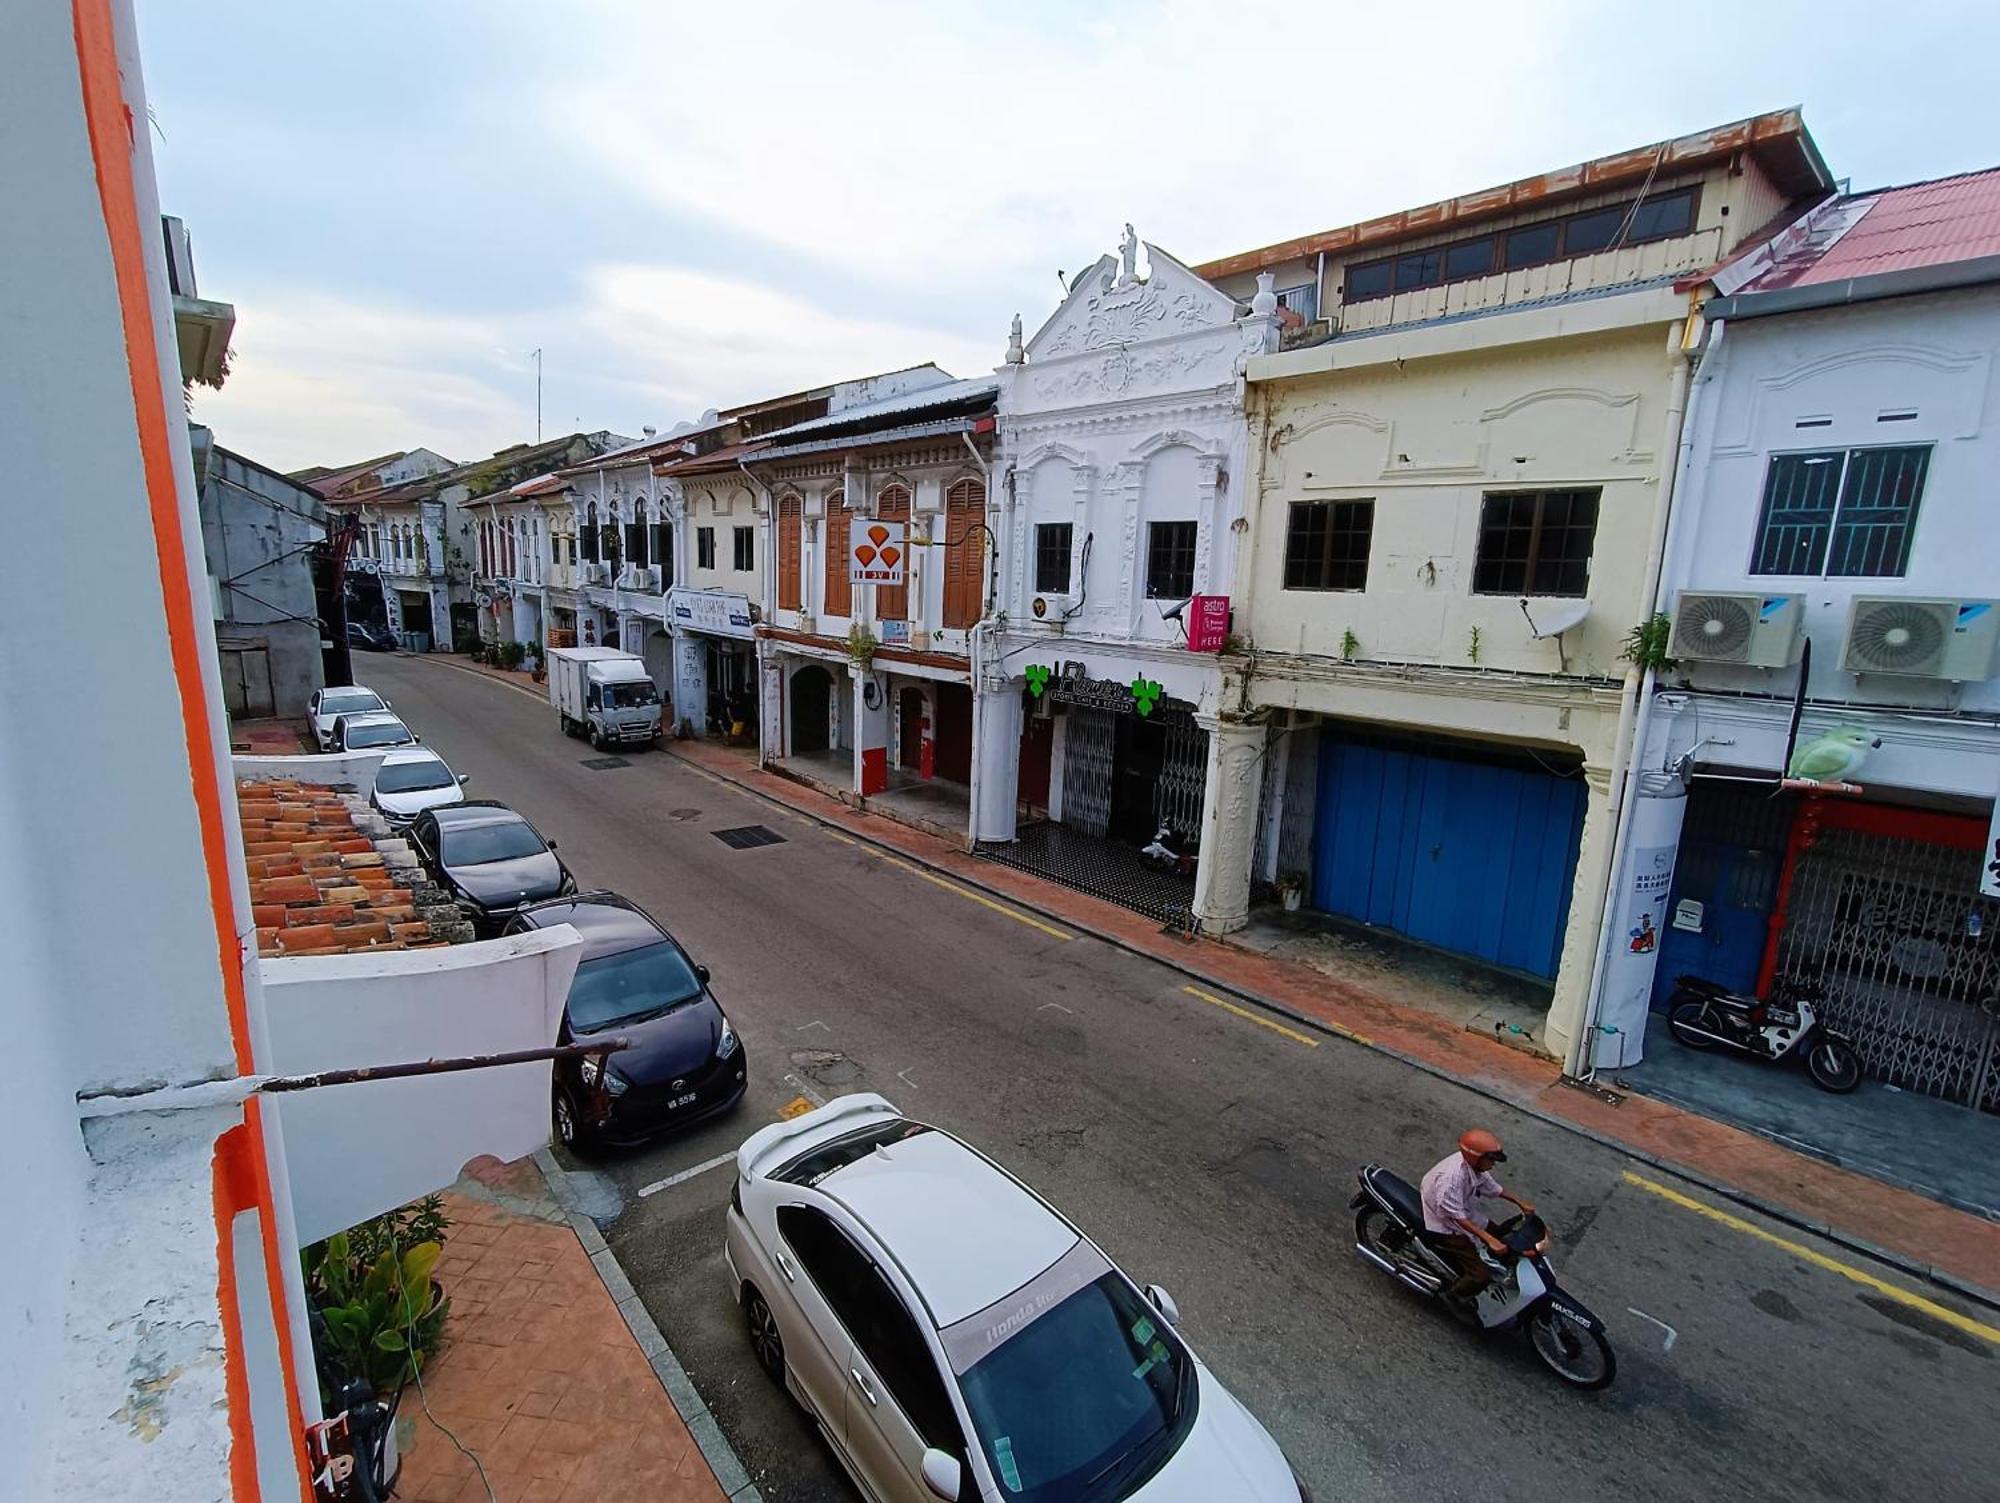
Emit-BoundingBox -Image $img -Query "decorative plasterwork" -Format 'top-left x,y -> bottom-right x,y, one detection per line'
1711,340 -> 1992,455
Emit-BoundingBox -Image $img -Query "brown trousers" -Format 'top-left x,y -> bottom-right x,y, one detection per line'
1423,1232 -> 1491,1298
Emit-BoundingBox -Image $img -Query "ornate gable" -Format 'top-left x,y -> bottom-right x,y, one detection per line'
1026,230 -> 1241,363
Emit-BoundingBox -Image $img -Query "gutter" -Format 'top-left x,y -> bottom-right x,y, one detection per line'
1705,253 -> 2000,321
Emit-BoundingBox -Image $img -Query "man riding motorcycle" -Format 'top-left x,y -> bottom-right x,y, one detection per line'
1419,1128 -> 1536,1299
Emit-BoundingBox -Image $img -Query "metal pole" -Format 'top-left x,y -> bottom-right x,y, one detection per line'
533,347 -> 543,443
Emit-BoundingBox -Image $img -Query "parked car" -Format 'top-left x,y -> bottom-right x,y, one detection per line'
346,619 -> 399,652
408,801 -> 573,934
504,891 -> 747,1148
329,710 -> 418,752
368,746 -> 469,828
726,1095 -> 1305,1503
308,684 -> 387,750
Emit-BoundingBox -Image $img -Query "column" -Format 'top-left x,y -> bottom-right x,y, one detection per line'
674,630 -> 708,738
1190,715 -> 1267,935
1542,763 -> 1618,1063
854,665 -> 889,795
757,646 -> 783,764
1591,774 -> 1689,1067
973,677 -> 1023,844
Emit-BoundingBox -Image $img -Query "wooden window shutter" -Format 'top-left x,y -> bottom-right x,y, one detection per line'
942,478 -> 984,628
777,494 -> 802,610
874,484 -> 911,621
824,488 -> 852,618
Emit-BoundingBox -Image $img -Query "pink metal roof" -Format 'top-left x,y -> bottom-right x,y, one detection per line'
1742,167 -> 2000,291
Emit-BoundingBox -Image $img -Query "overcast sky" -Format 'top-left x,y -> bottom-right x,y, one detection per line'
142,0 -> 2000,473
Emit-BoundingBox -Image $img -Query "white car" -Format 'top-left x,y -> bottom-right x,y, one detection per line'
309,684 -> 388,750
368,746 -> 468,827
725,1095 -> 1306,1503
330,710 -> 417,753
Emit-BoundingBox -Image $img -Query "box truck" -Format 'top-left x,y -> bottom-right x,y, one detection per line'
547,647 -> 662,749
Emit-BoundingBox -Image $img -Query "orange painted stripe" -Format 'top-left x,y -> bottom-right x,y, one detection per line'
212,1126 -> 262,1502
70,5 -> 313,1498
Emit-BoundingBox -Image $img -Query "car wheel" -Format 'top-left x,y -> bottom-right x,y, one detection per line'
552,1087 -> 592,1151
745,1287 -> 786,1387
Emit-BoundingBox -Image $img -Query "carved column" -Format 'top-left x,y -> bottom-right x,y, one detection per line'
1190,714 -> 1267,935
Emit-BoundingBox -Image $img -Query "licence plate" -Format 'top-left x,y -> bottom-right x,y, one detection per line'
665,1092 -> 698,1111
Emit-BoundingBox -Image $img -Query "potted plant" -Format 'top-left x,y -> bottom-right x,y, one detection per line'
847,623 -> 879,667
1276,871 -> 1308,913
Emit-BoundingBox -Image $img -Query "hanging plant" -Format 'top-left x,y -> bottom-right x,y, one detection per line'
846,624 -> 879,665
1621,612 -> 1679,673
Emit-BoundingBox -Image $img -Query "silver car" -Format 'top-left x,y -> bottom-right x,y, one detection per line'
368,746 -> 468,827
308,684 -> 387,750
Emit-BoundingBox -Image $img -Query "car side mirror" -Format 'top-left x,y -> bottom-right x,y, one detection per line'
919,1449 -> 961,1501
458,773 -> 471,785
546,840 -> 558,851
1145,1284 -> 1181,1327
694,964 -> 712,984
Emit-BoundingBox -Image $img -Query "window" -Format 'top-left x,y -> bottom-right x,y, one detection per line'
942,478 -> 983,628
1344,259 -> 1393,301
1473,489 -> 1600,596
1562,205 -> 1627,256
582,503 -> 599,564
1750,446 -> 1929,578
825,490 -> 853,618
733,525 -> 754,572
1627,191 -> 1695,241
696,526 -> 716,570
777,493 -> 803,610
875,484 -> 911,621
627,503 -> 648,570
652,520 -> 672,587
1395,248 -> 1442,291
1145,520 -> 1197,599
1282,499 -> 1374,591
1034,523 -> 1073,595
1275,283 -> 1317,320
1502,221 -> 1561,269
1444,237 -> 1496,280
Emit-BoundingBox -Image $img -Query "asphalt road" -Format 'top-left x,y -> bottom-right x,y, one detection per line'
366,651 -> 1997,1503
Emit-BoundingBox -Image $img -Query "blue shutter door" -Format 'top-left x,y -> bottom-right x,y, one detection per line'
1312,735 -> 1586,980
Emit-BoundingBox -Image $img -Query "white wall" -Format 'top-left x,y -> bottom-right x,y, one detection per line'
260,928 -> 582,1246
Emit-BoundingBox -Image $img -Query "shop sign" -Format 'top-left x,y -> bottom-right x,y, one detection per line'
850,521 -> 906,586
1186,594 -> 1230,653
670,588 -> 754,638
881,619 -> 910,645
1047,673 -> 1167,717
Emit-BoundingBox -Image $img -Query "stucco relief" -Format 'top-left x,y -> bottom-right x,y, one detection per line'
1477,386 -> 1647,472
1710,341 -> 1992,455
1283,410 -> 1396,488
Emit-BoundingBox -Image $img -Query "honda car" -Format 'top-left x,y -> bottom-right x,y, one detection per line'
368,746 -> 469,828
308,683 -> 387,750
408,801 -> 573,934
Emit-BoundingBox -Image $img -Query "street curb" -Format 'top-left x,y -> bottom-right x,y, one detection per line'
536,1149 -> 765,1501
661,745 -> 2000,1317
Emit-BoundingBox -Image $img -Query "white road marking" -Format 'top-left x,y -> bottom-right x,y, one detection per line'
1627,1307 -> 1678,1352
636,1150 -> 736,1199
897,1067 -> 919,1090
795,1019 -> 831,1034
784,1072 -> 827,1107
1037,1000 -> 1075,1014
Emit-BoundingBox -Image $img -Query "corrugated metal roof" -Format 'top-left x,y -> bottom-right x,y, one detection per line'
746,415 -> 988,465
759,375 -> 997,441
1741,167 -> 2000,290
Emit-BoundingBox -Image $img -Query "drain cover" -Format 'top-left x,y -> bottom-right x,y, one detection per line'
580,756 -> 631,771
669,808 -> 702,822
713,824 -> 787,850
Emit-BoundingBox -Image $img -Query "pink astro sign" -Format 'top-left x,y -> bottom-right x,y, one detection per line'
1187,594 -> 1230,652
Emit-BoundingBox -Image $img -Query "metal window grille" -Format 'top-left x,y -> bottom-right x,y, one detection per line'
1276,284 -> 1317,320
1155,705 -> 1208,839
1060,706 -> 1115,838
1750,446 -> 1929,578
1146,521 -> 1197,599
1035,524 -> 1073,594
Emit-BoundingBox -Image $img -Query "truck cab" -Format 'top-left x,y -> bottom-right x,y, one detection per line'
547,646 -> 663,750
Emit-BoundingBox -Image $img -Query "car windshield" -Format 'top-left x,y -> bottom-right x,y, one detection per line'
344,719 -> 410,748
953,1269 -> 1192,1503
605,681 -> 659,708
323,690 -> 382,716
376,760 -> 454,794
567,940 -> 703,1030
439,820 -> 545,864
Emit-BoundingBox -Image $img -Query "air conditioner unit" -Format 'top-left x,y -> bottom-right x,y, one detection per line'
1030,593 -> 1079,622
1841,597 -> 2000,680
1671,592 -> 1804,667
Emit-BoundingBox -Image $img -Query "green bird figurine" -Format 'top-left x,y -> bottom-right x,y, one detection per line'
1788,727 -> 1880,783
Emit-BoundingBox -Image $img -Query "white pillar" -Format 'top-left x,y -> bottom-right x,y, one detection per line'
757,648 -> 783,763
1591,774 -> 1689,1067
1543,764 -> 1618,1061
974,677 -> 1023,843
1190,715 -> 1267,935
854,664 -> 889,794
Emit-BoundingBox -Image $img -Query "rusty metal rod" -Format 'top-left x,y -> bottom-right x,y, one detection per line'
258,1038 -> 632,1093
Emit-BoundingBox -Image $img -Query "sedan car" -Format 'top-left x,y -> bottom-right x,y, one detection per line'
308,683 -> 387,750
346,619 -> 399,652
330,710 -> 418,752
368,746 -> 469,827
408,801 -> 573,934
727,1095 -> 1306,1503
504,892 -> 747,1148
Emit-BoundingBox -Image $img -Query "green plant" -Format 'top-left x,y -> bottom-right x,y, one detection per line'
497,640 -> 527,670
1467,625 -> 1482,664
302,1202 -> 451,1405
846,623 -> 880,664
1276,870 -> 1307,894
1621,611 -> 1679,673
1339,628 -> 1360,661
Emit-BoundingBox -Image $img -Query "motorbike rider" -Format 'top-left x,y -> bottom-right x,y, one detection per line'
1419,1129 -> 1536,1300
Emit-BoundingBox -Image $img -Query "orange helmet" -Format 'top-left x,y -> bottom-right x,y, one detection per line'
1459,1128 -> 1506,1163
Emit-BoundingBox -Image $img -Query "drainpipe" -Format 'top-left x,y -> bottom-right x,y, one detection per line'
741,458 -> 777,758
1563,308 -> 1712,1081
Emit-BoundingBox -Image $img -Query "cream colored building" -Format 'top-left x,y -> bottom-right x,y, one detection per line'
1199,111 -> 1832,1057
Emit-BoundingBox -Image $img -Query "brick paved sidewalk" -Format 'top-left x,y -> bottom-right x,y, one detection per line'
665,735 -> 2000,1306
395,1158 -> 728,1503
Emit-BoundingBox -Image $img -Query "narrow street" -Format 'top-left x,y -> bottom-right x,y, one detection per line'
369,652 -> 1996,1503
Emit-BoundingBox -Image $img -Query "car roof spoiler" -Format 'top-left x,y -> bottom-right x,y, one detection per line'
736,1092 -> 902,1183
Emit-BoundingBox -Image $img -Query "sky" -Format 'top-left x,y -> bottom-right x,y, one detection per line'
140,0 -> 2000,474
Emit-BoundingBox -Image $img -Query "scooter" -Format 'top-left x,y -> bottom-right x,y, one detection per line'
1140,820 -> 1197,877
1350,1165 -> 1616,1389
1666,974 -> 1862,1093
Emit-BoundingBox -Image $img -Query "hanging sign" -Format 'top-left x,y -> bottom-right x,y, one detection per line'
1186,595 -> 1231,653
850,521 -> 906,586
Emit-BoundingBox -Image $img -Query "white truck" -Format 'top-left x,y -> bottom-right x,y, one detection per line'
547,647 -> 663,749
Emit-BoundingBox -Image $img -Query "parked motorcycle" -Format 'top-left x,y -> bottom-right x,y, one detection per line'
1666,974 -> 1862,1093
1350,1164 -> 1616,1389
1140,820 -> 1197,876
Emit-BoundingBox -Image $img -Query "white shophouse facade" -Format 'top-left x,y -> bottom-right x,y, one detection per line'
978,235 -> 1278,930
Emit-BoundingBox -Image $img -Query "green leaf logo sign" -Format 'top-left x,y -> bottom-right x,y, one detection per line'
1131,677 -> 1163,716
1024,663 -> 1052,699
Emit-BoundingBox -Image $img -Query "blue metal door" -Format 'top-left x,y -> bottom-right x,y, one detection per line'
1313,736 -> 1586,979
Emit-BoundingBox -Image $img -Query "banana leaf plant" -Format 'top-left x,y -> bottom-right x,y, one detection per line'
302,1230 -> 450,1405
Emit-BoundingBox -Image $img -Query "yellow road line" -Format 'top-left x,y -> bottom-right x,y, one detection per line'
1621,1171 -> 2000,1347
1181,985 -> 1320,1048
859,847 -> 1071,940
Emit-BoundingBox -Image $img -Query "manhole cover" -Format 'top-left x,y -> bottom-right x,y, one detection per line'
713,824 -> 786,850
669,808 -> 702,822
580,756 -> 631,771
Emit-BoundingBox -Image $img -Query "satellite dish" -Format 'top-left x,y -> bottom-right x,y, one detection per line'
1520,598 -> 1590,638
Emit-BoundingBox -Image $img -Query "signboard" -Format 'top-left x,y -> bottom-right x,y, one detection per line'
880,619 -> 910,645
849,520 -> 906,586
1672,898 -> 1705,934
669,588 -> 755,639
1984,793 -> 2000,900
1187,595 -> 1230,653
1050,675 -> 1136,714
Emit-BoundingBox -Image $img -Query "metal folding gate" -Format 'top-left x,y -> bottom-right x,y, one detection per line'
1772,820 -> 2000,1111
1061,705 -> 1115,838
1155,708 -> 1208,838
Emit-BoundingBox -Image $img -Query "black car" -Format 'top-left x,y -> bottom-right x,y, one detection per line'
409,802 -> 574,934
504,892 -> 747,1148
346,619 -> 399,652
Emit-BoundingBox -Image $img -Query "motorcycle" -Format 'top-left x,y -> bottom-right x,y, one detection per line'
1666,974 -> 1862,1093
1140,820 -> 1197,877
1350,1164 -> 1616,1389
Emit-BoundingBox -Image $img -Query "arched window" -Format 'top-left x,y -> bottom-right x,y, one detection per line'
777,492 -> 803,611
874,483 -> 912,622
630,498 -> 649,570
583,502 -> 600,564
823,482 -> 851,618
943,478 -> 985,628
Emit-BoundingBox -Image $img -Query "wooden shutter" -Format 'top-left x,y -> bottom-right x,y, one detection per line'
581,521 -> 598,563
824,489 -> 852,619
942,478 -> 984,628
875,484 -> 911,621
778,495 -> 802,610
